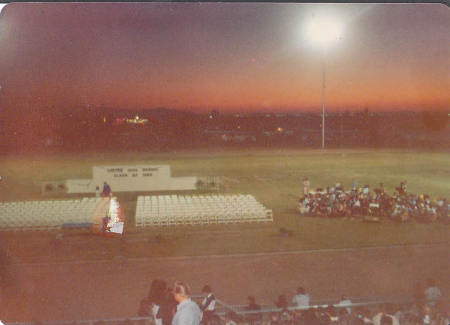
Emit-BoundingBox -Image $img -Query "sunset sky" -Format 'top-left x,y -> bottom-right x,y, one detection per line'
0,2 -> 448,113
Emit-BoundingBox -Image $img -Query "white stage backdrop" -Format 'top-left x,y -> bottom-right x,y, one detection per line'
66,165 -> 197,193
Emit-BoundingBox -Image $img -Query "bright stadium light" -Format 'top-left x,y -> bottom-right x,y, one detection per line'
0,3 -> 7,16
306,15 -> 343,149
306,17 -> 343,47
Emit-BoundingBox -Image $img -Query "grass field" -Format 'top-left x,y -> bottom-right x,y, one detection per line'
0,149 -> 449,261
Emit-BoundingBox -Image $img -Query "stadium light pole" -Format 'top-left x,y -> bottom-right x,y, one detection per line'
306,17 -> 343,149
321,50 -> 326,150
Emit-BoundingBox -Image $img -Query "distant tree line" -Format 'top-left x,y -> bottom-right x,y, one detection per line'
0,107 -> 448,154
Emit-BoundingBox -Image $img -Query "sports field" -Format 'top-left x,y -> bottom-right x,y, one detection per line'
0,149 -> 449,262
0,149 -> 449,322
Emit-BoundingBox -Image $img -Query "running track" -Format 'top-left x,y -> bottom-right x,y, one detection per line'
1,244 -> 449,322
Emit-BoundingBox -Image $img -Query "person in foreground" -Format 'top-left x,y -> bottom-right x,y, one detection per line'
172,281 -> 202,325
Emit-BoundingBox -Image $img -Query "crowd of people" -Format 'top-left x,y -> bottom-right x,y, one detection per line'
224,302 -> 448,325
298,180 -> 449,223
137,280 -> 220,325
135,279 -> 446,325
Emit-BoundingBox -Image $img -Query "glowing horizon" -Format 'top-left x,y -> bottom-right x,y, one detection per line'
0,3 -> 448,113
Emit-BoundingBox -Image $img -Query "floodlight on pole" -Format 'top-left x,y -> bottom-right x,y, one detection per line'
306,18 -> 343,47
306,16 -> 343,149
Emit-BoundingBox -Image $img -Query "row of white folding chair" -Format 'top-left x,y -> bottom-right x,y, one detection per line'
138,203 -> 266,213
0,209 -> 94,227
141,201 -> 264,211
0,215 -> 92,230
138,209 -> 269,221
140,208 -> 246,218
138,209 -> 264,218
193,197 -> 256,202
136,212 -> 273,226
0,218 -> 59,230
0,198 -> 102,230
2,200 -> 79,206
136,195 -> 272,226
0,212 -> 90,223
1,208 -> 94,219
139,214 -> 271,226
138,201 -> 260,213
140,202 -> 263,209
157,194 -> 258,202
145,198 -> 261,204
139,205 -> 254,213
0,200 -> 98,212
142,194 -> 257,201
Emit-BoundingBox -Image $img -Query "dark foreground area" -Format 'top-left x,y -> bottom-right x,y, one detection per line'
0,244 -> 448,322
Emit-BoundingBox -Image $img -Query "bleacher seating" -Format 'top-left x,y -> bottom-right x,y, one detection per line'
0,197 -> 104,231
135,194 -> 273,226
